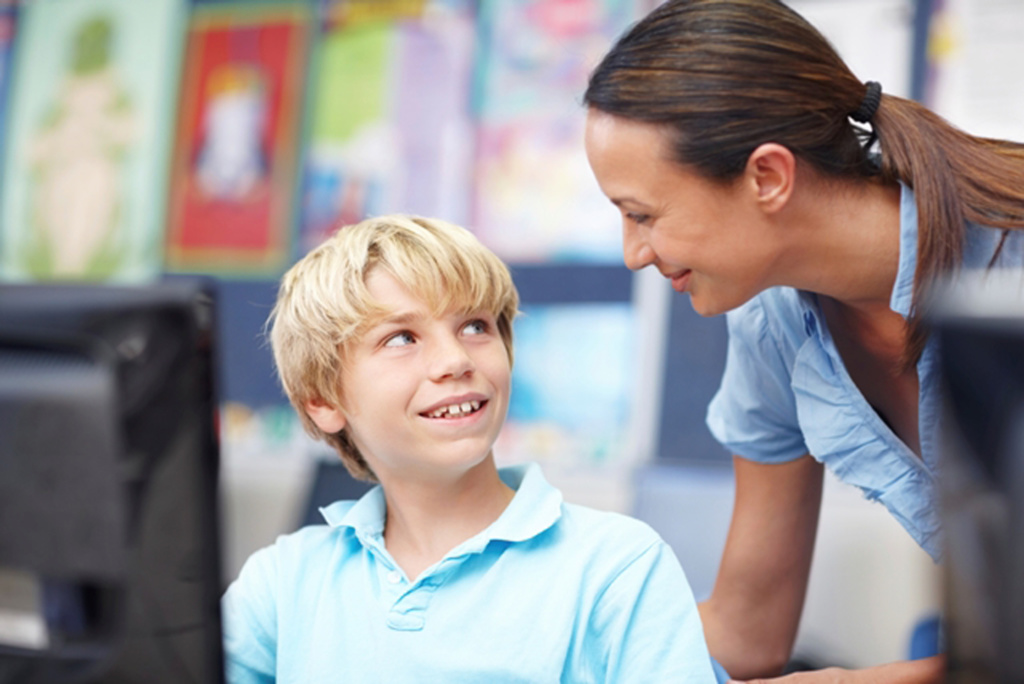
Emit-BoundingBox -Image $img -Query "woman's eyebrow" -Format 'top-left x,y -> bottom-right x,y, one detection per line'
611,196 -> 648,208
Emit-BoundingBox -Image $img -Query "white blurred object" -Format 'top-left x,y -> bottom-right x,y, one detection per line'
787,0 -> 914,99
926,0 -> 1024,142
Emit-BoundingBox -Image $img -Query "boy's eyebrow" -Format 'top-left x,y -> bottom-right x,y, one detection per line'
369,310 -> 423,328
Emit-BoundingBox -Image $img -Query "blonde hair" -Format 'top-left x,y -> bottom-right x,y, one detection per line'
268,215 -> 520,481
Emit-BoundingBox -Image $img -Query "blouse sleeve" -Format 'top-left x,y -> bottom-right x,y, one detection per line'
705,297 -> 809,463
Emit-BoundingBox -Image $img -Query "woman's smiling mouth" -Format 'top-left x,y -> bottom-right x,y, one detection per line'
669,269 -> 692,293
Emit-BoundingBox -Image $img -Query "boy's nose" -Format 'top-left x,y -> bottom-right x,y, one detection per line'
429,337 -> 474,381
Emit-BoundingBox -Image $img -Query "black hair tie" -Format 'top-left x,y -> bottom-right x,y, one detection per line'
851,81 -> 882,123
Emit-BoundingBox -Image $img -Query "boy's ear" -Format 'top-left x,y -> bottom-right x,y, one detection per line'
744,143 -> 795,214
305,398 -> 347,434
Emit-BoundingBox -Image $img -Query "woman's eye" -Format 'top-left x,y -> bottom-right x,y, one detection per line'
626,212 -> 652,226
384,331 -> 415,347
462,319 -> 489,336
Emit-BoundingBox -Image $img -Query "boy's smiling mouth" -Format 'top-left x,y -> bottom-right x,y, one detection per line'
422,399 -> 485,419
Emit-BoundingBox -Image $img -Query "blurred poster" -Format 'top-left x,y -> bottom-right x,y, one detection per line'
0,0 -> 187,282
165,2 -> 311,276
299,0 -> 475,254
0,1 -> 18,166
925,0 -> 1024,142
497,303 -> 638,470
472,0 -> 639,264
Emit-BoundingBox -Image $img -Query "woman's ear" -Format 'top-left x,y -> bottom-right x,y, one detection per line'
745,143 -> 796,214
305,398 -> 347,434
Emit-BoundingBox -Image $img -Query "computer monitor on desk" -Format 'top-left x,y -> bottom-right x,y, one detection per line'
933,272 -> 1024,684
0,280 -> 224,684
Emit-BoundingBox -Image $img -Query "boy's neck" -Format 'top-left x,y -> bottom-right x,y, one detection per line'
379,457 -> 515,582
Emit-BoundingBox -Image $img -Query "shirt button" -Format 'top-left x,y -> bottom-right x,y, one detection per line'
803,311 -> 817,336
387,570 -> 402,584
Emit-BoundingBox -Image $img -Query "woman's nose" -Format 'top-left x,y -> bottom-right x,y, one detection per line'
622,223 -> 655,271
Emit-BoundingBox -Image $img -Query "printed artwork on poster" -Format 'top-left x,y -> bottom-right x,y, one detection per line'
497,302 -> 638,470
472,0 -> 638,264
165,2 -> 310,276
0,0 -> 187,282
299,0 -> 475,255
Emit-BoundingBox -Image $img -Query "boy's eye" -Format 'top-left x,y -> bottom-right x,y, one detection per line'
461,319 -> 489,336
383,331 -> 415,347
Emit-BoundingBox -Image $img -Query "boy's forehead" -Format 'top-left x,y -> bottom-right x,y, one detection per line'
364,268 -> 484,316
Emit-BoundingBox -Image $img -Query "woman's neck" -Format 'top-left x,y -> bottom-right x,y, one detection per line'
379,457 -> 515,582
780,175 -> 903,314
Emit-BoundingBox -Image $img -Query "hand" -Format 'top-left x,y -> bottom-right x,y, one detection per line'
729,655 -> 946,684
730,668 -> 860,684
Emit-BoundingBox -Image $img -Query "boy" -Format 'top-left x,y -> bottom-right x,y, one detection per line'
222,215 -> 717,683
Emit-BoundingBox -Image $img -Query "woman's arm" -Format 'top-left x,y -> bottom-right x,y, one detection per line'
703,456 -> 946,684
700,454 -> 824,680
735,655 -> 946,684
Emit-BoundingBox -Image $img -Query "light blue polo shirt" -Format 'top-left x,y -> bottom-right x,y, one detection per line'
222,463 -> 717,683
706,184 -> 1024,562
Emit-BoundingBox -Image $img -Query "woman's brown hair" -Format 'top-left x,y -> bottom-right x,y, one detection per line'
584,0 -> 1024,364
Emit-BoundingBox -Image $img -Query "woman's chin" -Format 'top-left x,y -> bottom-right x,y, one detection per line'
688,290 -> 750,318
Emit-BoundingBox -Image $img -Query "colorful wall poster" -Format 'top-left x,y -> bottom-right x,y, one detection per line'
472,0 -> 639,264
165,2 -> 311,276
299,0 -> 476,254
0,0 -> 187,282
496,302 -> 638,471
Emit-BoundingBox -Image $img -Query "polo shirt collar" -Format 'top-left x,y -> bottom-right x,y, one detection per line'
318,462 -> 563,548
487,462 -> 563,542
889,181 -> 918,317
320,484 -> 386,537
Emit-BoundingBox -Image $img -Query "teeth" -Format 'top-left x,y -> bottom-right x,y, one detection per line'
427,400 -> 481,418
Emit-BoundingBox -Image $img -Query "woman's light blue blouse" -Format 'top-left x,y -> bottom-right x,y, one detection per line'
222,463 -> 717,683
706,184 -> 1024,562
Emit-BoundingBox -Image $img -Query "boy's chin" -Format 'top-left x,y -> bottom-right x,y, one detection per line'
380,449 -> 500,483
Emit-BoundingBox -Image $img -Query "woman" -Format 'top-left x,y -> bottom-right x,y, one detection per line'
582,0 -> 1024,682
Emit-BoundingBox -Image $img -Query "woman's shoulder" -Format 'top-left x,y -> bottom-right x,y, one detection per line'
964,222 -> 1024,269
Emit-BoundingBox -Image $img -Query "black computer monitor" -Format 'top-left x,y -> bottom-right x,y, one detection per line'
933,274 -> 1024,684
0,279 -> 224,684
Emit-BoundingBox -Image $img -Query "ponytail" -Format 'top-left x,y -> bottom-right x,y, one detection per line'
872,95 -> 1024,363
